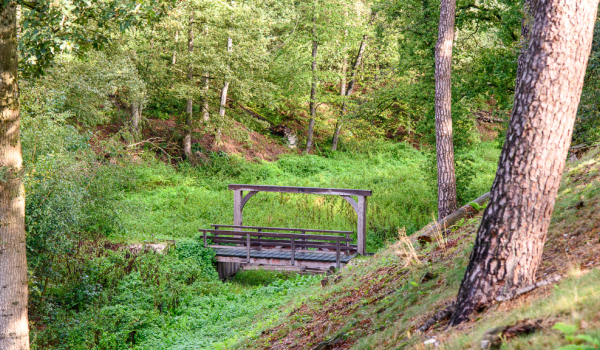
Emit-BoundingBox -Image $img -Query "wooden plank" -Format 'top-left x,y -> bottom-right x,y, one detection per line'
210,224 -> 353,235
229,184 -> 372,197
208,239 -> 356,251
216,256 -> 350,269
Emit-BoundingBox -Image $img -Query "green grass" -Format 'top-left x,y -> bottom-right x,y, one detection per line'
23,110 -> 501,349
116,142 -> 500,252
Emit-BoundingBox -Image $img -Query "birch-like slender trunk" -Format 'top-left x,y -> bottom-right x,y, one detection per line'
0,3 -> 30,349
450,0 -> 599,326
202,74 -> 209,121
434,0 -> 458,220
332,36 -> 367,151
305,16 -> 318,154
215,37 -> 232,145
184,14 -> 194,159
172,30 -> 179,65
131,102 -> 141,134
219,37 -> 233,119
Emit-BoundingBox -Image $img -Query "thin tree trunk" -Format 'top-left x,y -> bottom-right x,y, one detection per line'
332,37 -> 367,151
201,26 -> 209,122
184,14 -> 194,159
216,37 -> 232,145
219,37 -> 232,119
305,15 -> 318,154
515,0 -> 533,90
450,0 -> 599,326
172,30 -> 179,65
0,3 -> 30,349
131,102 -> 141,134
434,0 -> 458,220
202,74 -> 209,121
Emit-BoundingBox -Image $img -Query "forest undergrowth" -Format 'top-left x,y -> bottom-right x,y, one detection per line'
235,147 -> 600,350
23,100 -> 501,349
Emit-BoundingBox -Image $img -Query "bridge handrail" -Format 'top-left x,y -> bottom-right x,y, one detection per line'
211,224 -> 353,235
199,229 -> 352,242
200,228 -> 351,268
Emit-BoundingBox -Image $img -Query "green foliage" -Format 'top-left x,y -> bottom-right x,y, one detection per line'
574,21 -> 600,144
552,322 -> 600,350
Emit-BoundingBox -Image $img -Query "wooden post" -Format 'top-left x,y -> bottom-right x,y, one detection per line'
234,190 -> 243,229
336,239 -> 341,269
203,230 -> 207,247
291,238 -> 295,266
357,196 -> 367,255
345,233 -> 350,256
246,233 -> 251,263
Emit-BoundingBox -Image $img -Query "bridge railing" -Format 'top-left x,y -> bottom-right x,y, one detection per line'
199,226 -> 355,268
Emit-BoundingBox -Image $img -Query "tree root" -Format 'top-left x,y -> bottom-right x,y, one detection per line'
495,275 -> 561,302
418,302 -> 455,333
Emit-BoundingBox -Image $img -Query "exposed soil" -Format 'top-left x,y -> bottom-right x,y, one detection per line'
91,117 -> 291,162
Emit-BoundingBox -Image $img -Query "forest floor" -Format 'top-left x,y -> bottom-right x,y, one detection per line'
233,146 -> 600,350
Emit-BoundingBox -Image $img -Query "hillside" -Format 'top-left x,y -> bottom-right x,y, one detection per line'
234,147 -> 600,350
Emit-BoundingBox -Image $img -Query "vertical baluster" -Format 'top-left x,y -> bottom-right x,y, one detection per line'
336,239 -> 340,269
291,238 -> 295,266
345,233 -> 350,256
246,233 -> 251,263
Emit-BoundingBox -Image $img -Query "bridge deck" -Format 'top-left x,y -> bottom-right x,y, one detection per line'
215,248 -> 356,264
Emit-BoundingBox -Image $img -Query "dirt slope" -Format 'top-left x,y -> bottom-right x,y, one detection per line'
234,147 -> 600,350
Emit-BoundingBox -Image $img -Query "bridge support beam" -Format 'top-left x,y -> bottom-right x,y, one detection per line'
230,185 -> 372,255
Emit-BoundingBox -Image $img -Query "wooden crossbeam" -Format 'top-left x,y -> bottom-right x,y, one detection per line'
229,184 -> 372,197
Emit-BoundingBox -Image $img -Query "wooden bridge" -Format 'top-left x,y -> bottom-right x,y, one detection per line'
202,184 -> 372,279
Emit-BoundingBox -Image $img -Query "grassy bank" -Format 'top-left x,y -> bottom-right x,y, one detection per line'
24,110 -> 501,349
116,141 -> 500,251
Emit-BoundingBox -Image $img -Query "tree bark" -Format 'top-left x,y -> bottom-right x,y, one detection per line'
218,37 -> 233,120
332,36 -> 367,151
0,2 -> 30,349
172,30 -> 179,65
202,74 -> 209,122
434,0 -> 458,220
450,0 -> 599,326
305,15 -> 318,154
184,14 -> 194,159
131,102 -> 141,134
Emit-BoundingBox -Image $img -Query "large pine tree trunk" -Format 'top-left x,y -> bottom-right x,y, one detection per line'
0,3 -> 30,349
450,0 -> 599,326
305,16 -> 318,154
332,37 -> 367,151
183,14 -> 194,159
434,0 -> 458,220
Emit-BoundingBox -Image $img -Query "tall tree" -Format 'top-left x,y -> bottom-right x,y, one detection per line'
184,13 -> 194,159
218,36 -> 233,120
332,36 -> 367,151
305,13 -> 318,154
434,0 -> 458,220
450,0 -> 599,326
0,3 -> 29,349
